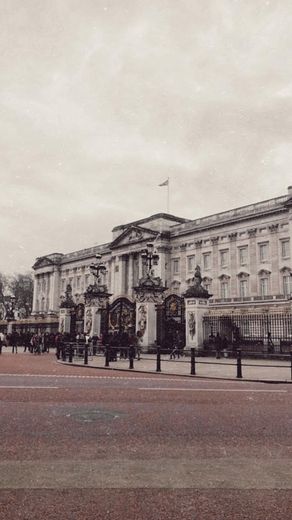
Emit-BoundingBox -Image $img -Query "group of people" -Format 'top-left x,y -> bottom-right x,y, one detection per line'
209,332 -> 229,359
99,330 -> 143,361
0,331 -> 62,355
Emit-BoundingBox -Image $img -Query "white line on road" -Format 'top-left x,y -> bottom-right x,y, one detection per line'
0,373 -> 241,383
139,387 -> 287,393
0,386 -> 59,389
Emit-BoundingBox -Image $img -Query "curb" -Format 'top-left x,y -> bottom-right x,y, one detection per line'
57,360 -> 292,384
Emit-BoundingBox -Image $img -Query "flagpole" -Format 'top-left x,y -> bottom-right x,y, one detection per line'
167,176 -> 170,213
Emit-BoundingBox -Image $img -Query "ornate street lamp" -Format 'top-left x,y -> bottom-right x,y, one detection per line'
141,243 -> 159,277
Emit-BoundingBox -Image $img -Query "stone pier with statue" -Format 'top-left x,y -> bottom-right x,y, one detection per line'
183,266 -> 211,352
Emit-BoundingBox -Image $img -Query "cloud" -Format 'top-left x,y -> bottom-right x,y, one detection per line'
0,0 -> 292,273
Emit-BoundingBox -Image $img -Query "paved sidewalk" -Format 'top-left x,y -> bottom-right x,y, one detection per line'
60,352 -> 292,383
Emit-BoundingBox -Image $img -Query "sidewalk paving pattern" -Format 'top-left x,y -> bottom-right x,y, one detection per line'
61,351 -> 292,383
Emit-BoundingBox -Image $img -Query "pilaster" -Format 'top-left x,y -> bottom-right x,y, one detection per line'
211,237 -> 219,298
269,224 -> 280,295
248,228 -> 257,296
229,232 -> 238,297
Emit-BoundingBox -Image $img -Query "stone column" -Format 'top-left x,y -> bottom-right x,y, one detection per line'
157,247 -> 167,285
32,274 -> 38,314
128,253 -> 134,297
118,255 -> 126,295
229,232 -> 238,297
179,244 -> 187,294
49,267 -> 61,313
138,253 -> 143,280
269,224 -> 280,295
248,228 -> 257,296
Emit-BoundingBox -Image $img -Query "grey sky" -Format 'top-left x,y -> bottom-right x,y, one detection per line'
1,0 -> 292,274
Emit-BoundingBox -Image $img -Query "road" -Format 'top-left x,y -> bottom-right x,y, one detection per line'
0,352 -> 291,519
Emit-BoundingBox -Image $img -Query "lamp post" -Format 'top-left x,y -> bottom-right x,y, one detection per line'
141,243 -> 159,277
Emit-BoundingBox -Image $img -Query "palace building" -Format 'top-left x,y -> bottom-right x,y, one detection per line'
25,186 -> 292,349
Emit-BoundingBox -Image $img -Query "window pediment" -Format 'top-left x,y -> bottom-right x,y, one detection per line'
258,268 -> 271,276
218,274 -> 230,280
280,266 -> 291,273
237,271 -> 250,278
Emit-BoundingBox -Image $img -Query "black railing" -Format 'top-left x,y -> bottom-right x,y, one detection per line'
58,343 -> 292,381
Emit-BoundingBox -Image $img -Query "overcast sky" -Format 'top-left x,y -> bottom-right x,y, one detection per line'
1,0 -> 292,274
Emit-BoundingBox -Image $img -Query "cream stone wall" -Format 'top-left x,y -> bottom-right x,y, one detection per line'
32,188 -> 292,315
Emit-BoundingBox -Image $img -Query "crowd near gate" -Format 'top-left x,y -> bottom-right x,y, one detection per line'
203,313 -> 292,354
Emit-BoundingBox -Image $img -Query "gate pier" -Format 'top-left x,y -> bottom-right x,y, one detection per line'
184,266 -> 211,352
134,275 -> 166,352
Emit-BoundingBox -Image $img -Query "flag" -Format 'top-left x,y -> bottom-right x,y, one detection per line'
158,179 -> 169,187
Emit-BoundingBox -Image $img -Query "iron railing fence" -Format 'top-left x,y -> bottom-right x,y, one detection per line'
203,313 -> 292,354
58,343 -> 292,381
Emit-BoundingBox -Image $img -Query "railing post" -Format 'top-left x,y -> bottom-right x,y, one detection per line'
105,345 -> 110,367
84,344 -> 88,365
156,346 -> 161,372
68,343 -> 73,363
290,351 -> 292,381
190,348 -> 196,375
129,346 -> 134,369
236,349 -> 242,379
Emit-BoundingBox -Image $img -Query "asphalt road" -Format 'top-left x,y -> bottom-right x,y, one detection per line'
0,352 -> 291,519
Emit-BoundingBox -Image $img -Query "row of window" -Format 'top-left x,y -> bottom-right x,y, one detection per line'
173,239 -> 290,274
202,275 -> 291,299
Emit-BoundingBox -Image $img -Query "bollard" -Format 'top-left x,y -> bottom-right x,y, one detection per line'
236,349 -> 242,379
84,344 -> 88,365
290,351 -> 292,381
190,348 -> 196,375
68,343 -> 73,363
156,347 -> 161,372
61,344 -> 66,362
129,347 -> 134,369
105,345 -> 110,367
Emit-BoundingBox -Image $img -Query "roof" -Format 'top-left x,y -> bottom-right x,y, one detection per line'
112,213 -> 190,232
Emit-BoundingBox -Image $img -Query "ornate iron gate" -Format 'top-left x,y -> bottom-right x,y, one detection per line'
108,298 -> 136,334
157,294 -> 186,350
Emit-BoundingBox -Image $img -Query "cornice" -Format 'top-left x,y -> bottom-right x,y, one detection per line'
169,206 -> 287,240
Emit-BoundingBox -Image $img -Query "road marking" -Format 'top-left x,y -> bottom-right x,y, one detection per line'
139,387 -> 287,393
0,386 -> 59,389
0,373 -> 239,383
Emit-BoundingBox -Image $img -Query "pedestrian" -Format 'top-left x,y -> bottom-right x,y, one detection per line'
222,335 -> 229,358
215,332 -> 222,359
11,331 -> 18,354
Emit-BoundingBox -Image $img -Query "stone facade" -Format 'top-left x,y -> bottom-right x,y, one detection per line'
32,187 -> 292,316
